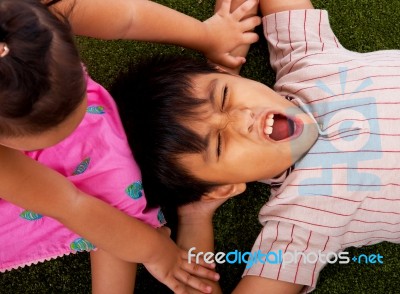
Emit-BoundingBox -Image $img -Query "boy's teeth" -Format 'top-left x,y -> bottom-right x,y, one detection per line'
265,126 -> 273,135
264,113 -> 275,136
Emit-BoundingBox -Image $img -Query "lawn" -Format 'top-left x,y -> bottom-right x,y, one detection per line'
1,0 -> 400,293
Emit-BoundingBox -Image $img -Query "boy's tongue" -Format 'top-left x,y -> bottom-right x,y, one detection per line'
270,114 -> 294,141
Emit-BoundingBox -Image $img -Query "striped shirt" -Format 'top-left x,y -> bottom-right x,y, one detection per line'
243,10 -> 400,292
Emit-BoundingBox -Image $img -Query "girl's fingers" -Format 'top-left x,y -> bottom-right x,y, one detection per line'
241,31 -> 260,45
240,15 -> 262,32
183,250 -> 216,269
158,226 -> 171,237
181,260 -> 220,281
175,270 -> 213,294
217,0 -> 233,15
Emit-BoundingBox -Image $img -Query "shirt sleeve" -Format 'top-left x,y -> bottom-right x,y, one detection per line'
263,9 -> 342,81
243,221 -> 342,293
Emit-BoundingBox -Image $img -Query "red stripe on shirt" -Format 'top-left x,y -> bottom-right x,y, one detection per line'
277,224 -> 295,279
294,231 -> 312,283
259,222 -> 280,276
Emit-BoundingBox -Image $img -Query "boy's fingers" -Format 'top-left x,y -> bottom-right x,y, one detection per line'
233,0 -> 259,20
219,54 -> 246,69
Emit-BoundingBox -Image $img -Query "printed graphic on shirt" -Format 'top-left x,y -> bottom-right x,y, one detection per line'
294,67 -> 382,196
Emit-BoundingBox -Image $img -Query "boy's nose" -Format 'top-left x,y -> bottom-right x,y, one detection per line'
227,108 -> 255,135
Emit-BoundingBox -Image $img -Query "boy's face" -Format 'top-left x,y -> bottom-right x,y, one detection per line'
178,72 -> 319,185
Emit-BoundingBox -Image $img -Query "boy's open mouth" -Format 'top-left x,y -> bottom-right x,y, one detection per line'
264,113 -> 296,141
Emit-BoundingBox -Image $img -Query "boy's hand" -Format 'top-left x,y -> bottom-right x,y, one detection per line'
178,198 -> 229,223
143,229 -> 219,294
202,0 -> 261,69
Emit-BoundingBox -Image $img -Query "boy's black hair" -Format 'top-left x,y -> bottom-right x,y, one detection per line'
111,55 -> 223,208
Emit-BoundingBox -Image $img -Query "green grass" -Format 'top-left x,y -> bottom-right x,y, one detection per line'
1,0 -> 400,293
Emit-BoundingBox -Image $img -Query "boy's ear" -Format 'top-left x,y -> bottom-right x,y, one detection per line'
202,183 -> 246,201
213,64 -> 241,76
208,60 -> 241,76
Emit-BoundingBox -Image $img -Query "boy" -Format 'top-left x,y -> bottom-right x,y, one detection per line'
111,0 -> 400,293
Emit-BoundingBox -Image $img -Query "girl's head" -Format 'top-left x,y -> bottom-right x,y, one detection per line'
0,0 -> 86,150
112,55 -> 318,207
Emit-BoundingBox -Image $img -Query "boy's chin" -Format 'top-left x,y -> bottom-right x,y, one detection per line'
290,122 -> 319,160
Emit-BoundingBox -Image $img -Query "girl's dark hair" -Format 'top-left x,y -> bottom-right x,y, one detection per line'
0,0 -> 85,137
111,55 -> 223,208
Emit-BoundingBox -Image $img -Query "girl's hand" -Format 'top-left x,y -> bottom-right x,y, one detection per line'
202,0 -> 261,69
143,230 -> 219,294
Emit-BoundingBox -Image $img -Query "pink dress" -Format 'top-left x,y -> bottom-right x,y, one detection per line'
0,73 -> 165,272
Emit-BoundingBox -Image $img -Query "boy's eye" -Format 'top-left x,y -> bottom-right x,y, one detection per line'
216,85 -> 228,158
217,133 -> 222,158
217,86 -> 228,158
221,85 -> 228,110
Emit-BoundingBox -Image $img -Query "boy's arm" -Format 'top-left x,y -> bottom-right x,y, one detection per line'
177,199 -> 228,294
90,249 -> 137,294
90,227 -> 179,293
0,146 -> 217,294
260,0 -> 314,16
233,276 -> 304,294
178,199 -> 304,294
56,0 -> 260,69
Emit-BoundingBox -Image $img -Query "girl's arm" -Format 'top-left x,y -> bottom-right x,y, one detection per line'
0,146 -> 217,294
53,0 -> 260,68
213,0 -> 259,74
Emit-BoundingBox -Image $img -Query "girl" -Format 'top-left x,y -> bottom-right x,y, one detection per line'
0,0 -> 260,293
